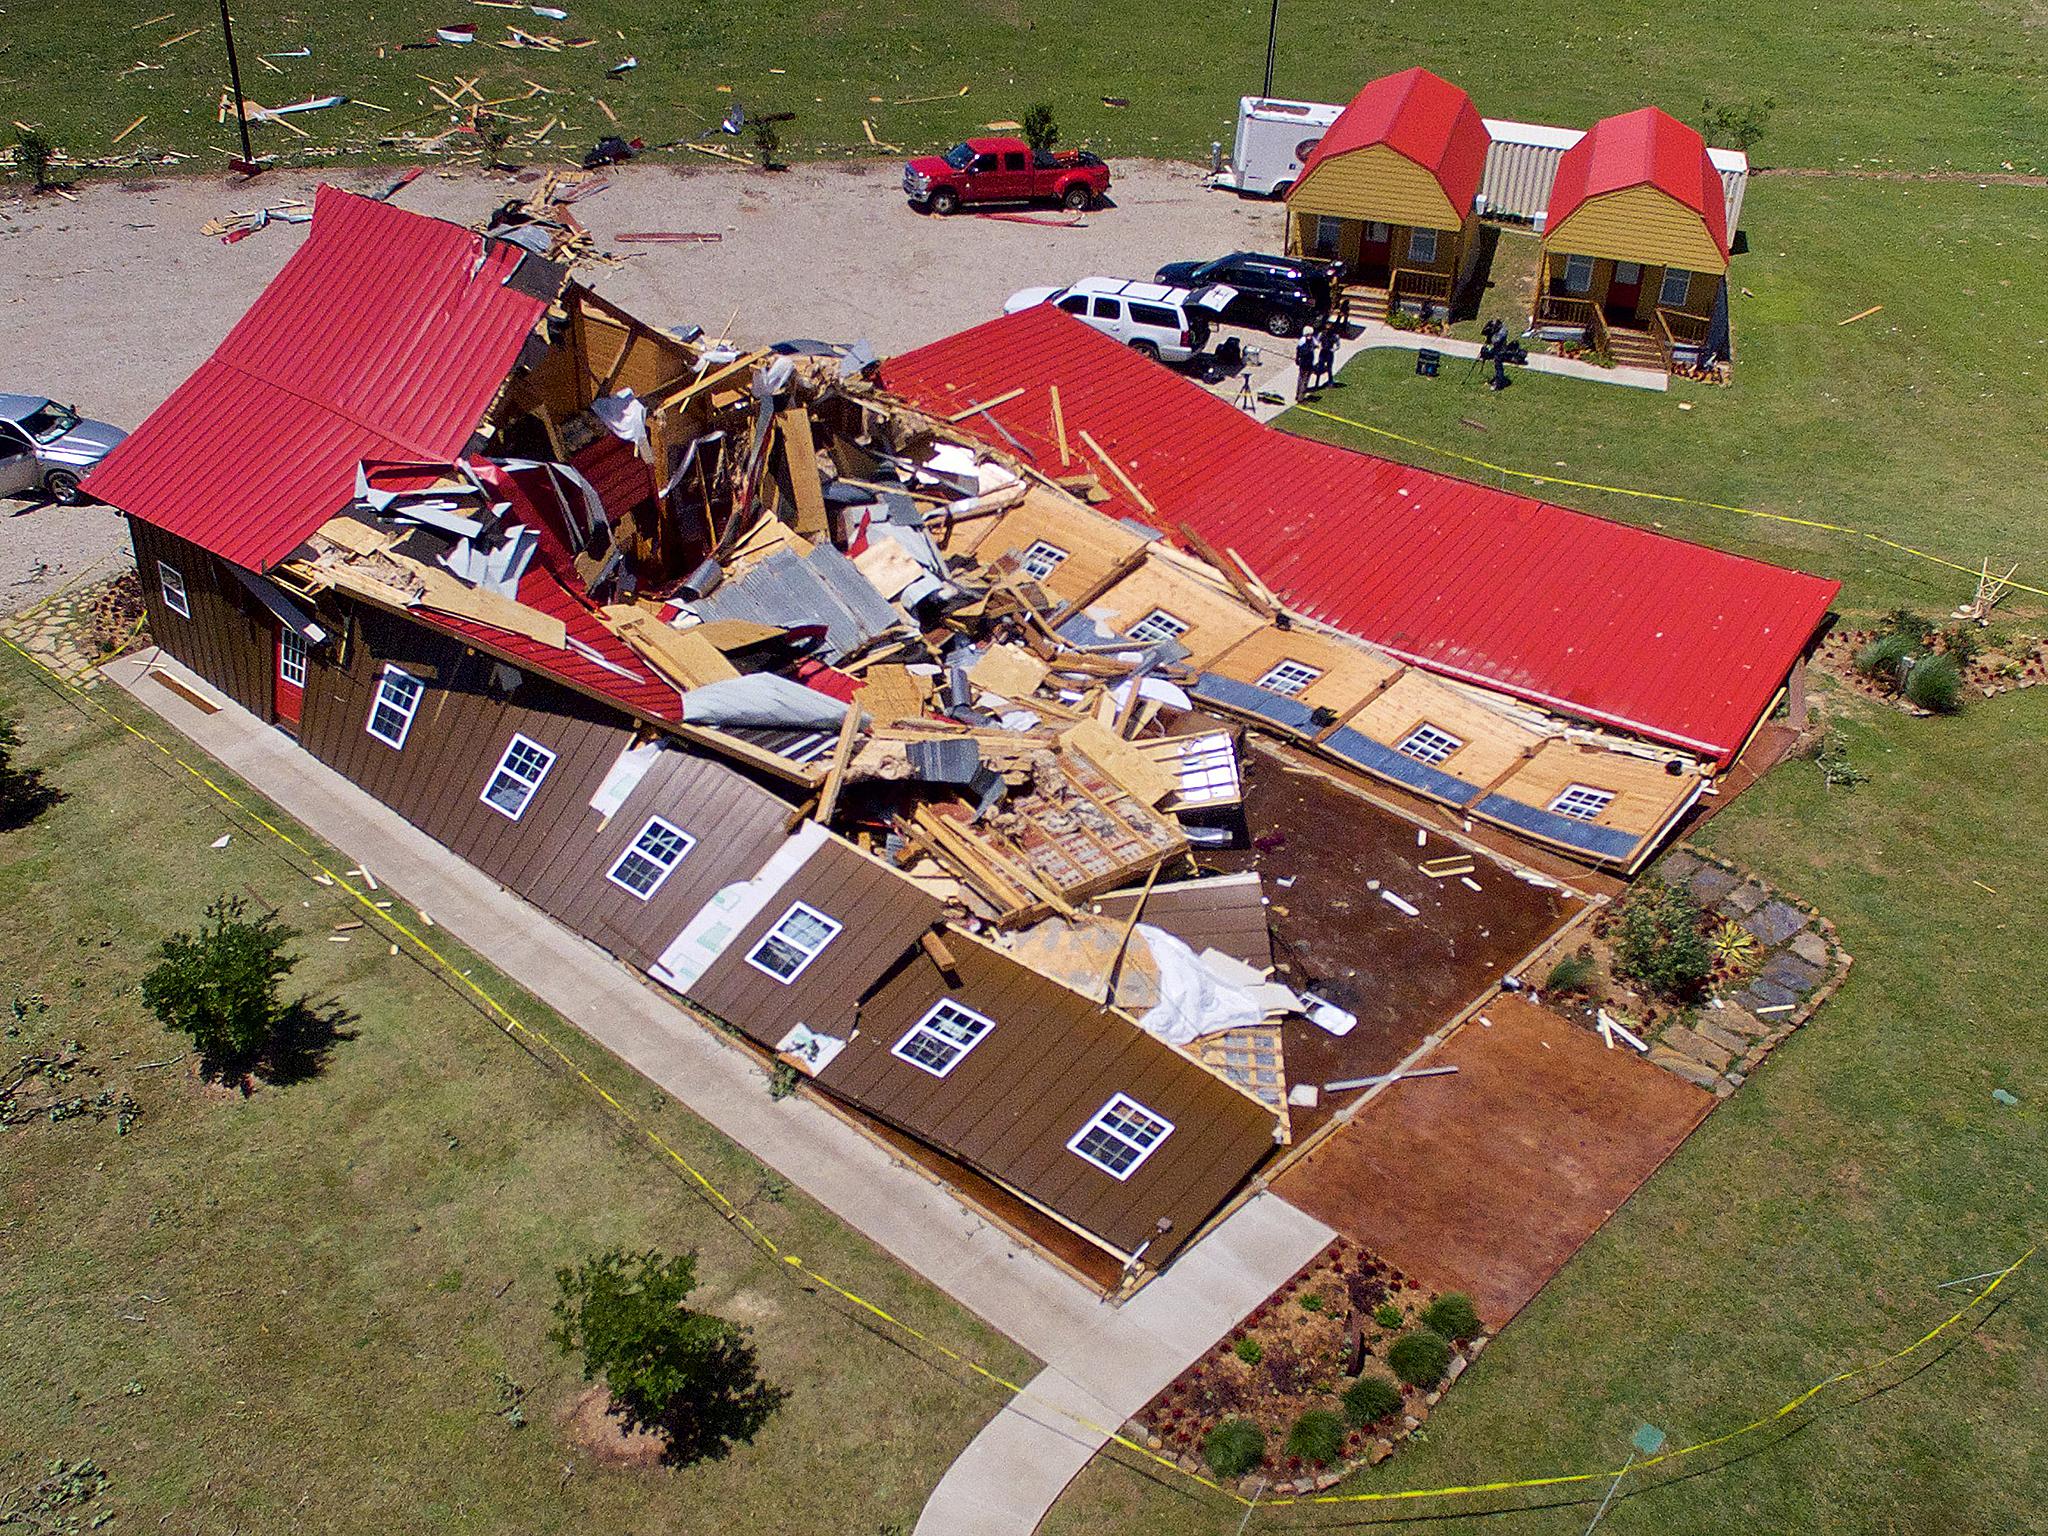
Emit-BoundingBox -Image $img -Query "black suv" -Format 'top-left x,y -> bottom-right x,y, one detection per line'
1152,252 -> 1340,337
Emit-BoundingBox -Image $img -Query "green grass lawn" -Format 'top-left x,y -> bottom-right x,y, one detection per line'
5,0 -> 2041,179
1298,175 -> 2048,617
0,647 -> 1035,1532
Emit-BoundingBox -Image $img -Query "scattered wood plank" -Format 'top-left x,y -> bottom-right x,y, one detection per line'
1077,429 -> 1155,515
1835,304 -> 1883,326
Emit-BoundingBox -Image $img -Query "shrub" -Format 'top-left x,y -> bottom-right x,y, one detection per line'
750,117 -> 782,169
141,895 -> 308,1082
474,110 -> 514,169
13,127 -> 55,190
1342,1373 -> 1404,1428
1610,878 -> 1713,1002
1699,95 -> 1774,153
1853,631 -> 1918,686
1420,1293 -> 1482,1343
1299,1289 -> 1325,1313
1387,1330 -> 1453,1389
1941,625 -> 1982,667
551,1248 -> 786,1464
1544,951 -> 1597,994
1202,1417 -> 1265,1479
1904,654 -> 1962,713
1233,1336 -> 1263,1365
1882,606 -> 1937,647
0,713 -> 61,829
1021,102 -> 1059,154
1284,1408 -> 1347,1467
1373,1302 -> 1403,1329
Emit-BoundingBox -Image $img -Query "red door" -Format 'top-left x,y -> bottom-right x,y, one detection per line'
1359,220 -> 1392,282
1606,261 -> 1644,322
275,628 -> 306,730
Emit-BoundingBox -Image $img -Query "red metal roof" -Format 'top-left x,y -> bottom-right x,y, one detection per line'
86,185 -> 550,573
881,306 -> 1838,762
1544,106 -> 1729,263
1290,68 -> 1489,221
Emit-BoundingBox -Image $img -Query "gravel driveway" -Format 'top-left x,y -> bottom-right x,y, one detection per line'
0,157 -> 1275,612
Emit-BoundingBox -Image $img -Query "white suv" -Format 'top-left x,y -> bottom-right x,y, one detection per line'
1003,276 -> 1220,364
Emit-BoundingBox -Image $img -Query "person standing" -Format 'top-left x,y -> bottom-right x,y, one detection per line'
1295,329 -> 1317,400
1316,320 -> 1340,391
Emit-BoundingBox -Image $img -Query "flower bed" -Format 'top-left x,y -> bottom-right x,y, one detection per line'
1130,1237 -> 1488,1494
1816,622 -> 2046,709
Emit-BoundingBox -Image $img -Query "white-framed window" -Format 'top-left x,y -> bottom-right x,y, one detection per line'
1659,267 -> 1692,306
480,733 -> 556,820
365,665 -> 424,749
278,630 -> 307,687
1126,608 -> 1189,644
1365,220 -> 1391,243
1562,253 -> 1595,295
1549,784 -> 1615,822
1312,215 -> 1343,257
1406,226 -> 1439,264
606,815 -> 695,900
891,998 -> 996,1078
745,901 -> 842,984
1256,659 -> 1321,697
157,560 -> 190,619
1068,1093 -> 1175,1180
1019,540 -> 1069,580
1397,723 -> 1463,766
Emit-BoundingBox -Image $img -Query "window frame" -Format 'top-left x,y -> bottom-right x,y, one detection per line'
605,815 -> 696,901
1396,723 -> 1464,766
1019,540 -> 1070,580
157,560 -> 191,619
277,629 -> 308,688
1312,215 -> 1343,256
1256,659 -> 1322,697
890,998 -> 996,1079
1562,252 -> 1596,295
1067,1092 -> 1175,1181
1548,783 -> 1616,822
365,664 -> 424,750
744,900 -> 843,985
1126,608 -> 1190,644
479,732 -> 557,822
1658,267 -> 1692,307
1406,226 -> 1440,264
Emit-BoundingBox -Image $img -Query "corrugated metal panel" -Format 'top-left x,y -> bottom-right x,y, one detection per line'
689,545 -> 896,661
86,187 -> 549,573
882,307 -> 1839,763
1483,118 -> 1748,232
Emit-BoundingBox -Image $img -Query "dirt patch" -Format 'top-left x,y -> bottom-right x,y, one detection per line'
1199,747 -> 1581,1136
561,1384 -> 666,1469
1273,993 -> 1713,1325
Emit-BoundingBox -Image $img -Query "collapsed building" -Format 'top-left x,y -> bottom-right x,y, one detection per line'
86,188 -> 1838,1288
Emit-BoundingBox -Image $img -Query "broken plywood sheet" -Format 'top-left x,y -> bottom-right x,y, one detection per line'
967,643 -> 1049,701
601,604 -> 741,687
407,560 -> 567,648
855,663 -> 928,723
1061,718 -> 1177,807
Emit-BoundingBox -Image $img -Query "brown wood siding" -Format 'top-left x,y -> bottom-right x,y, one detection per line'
686,839 -> 945,1045
825,936 -> 1277,1261
130,520 -> 275,720
1090,874 -> 1274,970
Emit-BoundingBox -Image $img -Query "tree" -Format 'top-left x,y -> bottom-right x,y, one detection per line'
13,126 -> 56,191
0,713 -> 61,830
140,895 -> 308,1082
751,116 -> 782,171
474,110 -> 514,171
1700,96 -> 1775,154
551,1248 -> 786,1464
1022,103 -> 1060,154
1609,877 -> 1714,1002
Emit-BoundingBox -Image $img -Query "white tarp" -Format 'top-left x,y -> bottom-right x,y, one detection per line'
682,674 -> 851,731
1136,925 -> 1263,1045
591,389 -> 652,463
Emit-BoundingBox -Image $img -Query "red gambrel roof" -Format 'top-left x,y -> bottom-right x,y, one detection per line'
1290,67 -> 1489,219
86,185 -> 550,573
1545,106 -> 1729,262
882,307 -> 1837,762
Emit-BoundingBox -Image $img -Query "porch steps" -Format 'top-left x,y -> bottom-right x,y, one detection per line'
1341,285 -> 1389,326
1605,329 -> 1666,371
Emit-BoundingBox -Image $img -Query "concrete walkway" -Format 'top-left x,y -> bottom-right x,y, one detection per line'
104,647 -> 1333,1534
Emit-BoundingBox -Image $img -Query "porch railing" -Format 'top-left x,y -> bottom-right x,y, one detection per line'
1653,307 -> 1712,370
1390,266 -> 1452,317
1532,293 -> 1610,358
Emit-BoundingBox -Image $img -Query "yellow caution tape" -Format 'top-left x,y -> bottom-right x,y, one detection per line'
1293,404 -> 2048,602
0,626 -> 2030,1520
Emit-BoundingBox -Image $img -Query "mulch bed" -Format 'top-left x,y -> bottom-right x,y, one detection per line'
1130,1235 -> 1486,1495
1815,624 -> 2047,709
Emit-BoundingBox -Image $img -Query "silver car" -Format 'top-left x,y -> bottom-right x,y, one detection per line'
0,393 -> 128,505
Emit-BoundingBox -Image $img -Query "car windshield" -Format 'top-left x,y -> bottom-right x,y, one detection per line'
20,402 -> 78,444
943,143 -> 976,170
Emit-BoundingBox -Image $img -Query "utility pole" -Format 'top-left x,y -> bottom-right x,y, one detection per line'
219,0 -> 255,168
1260,0 -> 1280,99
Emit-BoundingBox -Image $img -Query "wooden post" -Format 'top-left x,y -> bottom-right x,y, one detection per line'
1787,655 -> 1809,730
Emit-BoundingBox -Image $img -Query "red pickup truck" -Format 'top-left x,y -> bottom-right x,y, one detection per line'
903,138 -> 1111,215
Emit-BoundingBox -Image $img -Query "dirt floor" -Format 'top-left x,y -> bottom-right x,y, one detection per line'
1199,746 -> 1581,1137
0,156 -> 1273,611
1273,993 -> 1714,1325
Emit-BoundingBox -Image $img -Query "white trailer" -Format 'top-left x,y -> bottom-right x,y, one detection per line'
1208,96 -> 1343,197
